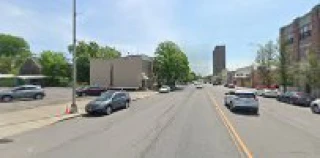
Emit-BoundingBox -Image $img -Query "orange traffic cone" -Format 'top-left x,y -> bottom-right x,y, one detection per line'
65,106 -> 70,114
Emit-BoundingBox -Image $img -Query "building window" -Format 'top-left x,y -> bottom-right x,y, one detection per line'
299,24 -> 312,40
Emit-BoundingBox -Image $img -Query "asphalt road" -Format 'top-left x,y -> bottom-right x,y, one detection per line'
1,85 -> 320,158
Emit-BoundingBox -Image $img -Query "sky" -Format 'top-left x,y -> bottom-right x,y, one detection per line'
0,0 -> 319,75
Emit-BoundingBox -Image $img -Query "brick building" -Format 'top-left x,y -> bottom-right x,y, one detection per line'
280,4 -> 320,92
280,4 -> 320,62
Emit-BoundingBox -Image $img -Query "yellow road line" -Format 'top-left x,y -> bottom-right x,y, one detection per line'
206,91 -> 253,158
213,104 -> 245,158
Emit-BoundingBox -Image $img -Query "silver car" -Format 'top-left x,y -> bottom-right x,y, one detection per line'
224,90 -> 259,114
0,85 -> 45,102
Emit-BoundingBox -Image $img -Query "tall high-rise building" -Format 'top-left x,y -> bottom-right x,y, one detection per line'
212,45 -> 226,76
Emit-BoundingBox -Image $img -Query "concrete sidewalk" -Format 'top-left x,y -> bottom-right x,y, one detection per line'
0,91 -> 157,138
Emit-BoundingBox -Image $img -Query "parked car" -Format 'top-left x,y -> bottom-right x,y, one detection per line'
76,86 -> 107,96
255,89 -> 265,96
262,89 -> 279,98
227,84 -> 235,89
159,85 -> 171,93
85,90 -> 131,115
277,91 -> 315,106
277,91 -> 292,102
224,90 -> 259,114
224,83 -> 228,87
0,85 -> 45,102
310,99 -> 320,114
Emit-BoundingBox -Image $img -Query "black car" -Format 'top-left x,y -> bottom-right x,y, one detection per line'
277,91 -> 315,106
76,86 -> 107,96
85,91 -> 131,115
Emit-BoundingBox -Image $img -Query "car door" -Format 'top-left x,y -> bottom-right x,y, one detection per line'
284,92 -> 293,102
86,87 -> 99,96
12,87 -> 27,98
23,86 -> 38,98
112,93 -> 122,109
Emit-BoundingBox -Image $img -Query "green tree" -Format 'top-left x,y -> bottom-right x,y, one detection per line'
68,41 -> 121,83
0,34 -> 32,74
154,41 -> 190,86
39,51 -> 70,85
305,49 -> 320,91
276,39 -> 294,92
255,41 -> 277,86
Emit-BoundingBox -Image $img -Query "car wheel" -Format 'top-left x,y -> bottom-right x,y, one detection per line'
2,96 -> 13,102
125,102 -> 130,109
105,106 -> 112,115
34,94 -> 44,100
230,103 -> 236,112
253,109 -> 259,115
311,105 -> 320,114
287,99 -> 292,104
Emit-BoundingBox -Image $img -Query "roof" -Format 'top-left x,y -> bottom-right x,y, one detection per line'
17,85 -> 41,88
17,75 -> 47,79
0,74 -> 15,78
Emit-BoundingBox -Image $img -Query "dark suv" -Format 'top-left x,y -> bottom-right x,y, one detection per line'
0,85 -> 45,102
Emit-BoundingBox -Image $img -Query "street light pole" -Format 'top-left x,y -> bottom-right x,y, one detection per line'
70,0 -> 78,113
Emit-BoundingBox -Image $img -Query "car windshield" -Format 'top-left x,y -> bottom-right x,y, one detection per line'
95,92 -> 114,101
236,93 -> 255,98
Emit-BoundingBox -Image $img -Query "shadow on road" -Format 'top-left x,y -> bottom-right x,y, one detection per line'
81,108 -> 126,118
231,110 -> 260,117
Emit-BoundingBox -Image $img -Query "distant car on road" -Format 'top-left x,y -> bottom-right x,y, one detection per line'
277,91 -> 315,106
76,86 -> 107,96
227,84 -> 235,89
159,85 -> 171,93
0,85 -> 45,102
85,90 -> 131,115
224,90 -> 259,114
195,83 -> 203,89
310,99 -> 320,114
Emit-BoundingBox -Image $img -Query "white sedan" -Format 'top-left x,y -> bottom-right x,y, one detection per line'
310,99 -> 320,114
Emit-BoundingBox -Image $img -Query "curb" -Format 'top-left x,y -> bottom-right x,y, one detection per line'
53,113 -> 84,124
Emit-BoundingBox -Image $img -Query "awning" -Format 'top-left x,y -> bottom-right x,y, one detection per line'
0,74 -> 15,78
17,75 -> 47,79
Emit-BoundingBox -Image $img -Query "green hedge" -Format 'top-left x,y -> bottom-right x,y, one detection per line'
0,78 -> 16,87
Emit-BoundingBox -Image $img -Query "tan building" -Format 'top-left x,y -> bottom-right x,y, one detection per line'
90,55 -> 154,90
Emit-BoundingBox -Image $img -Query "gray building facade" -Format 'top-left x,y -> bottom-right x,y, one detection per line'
212,45 -> 226,76
90,55 -> 154,89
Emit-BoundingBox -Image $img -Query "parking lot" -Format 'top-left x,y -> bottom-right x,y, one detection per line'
0,87 -> 93,114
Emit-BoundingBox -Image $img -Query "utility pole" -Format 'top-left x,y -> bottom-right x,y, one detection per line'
70,0 -> 78,113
